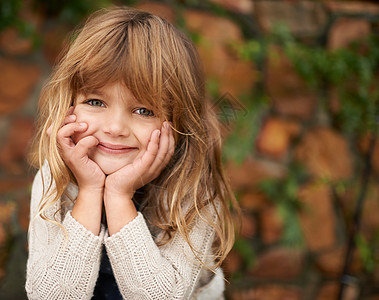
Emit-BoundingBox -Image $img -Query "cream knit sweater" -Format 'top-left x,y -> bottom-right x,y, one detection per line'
26,164 -> 225,299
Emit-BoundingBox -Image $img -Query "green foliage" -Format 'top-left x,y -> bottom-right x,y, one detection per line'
221,92 -> 268,164
58,0 -> 113,23
234,24 -> 379,137
278,29 -> 379,136
355,233 -> 377,272
259,165 -> 307,247
0,0 -> 22,32
233,237 -> 256,269
0,0 -> 39,46
35,0 -> 121,23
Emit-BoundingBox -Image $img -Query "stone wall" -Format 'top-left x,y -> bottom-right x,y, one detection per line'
0,1 -> 378,299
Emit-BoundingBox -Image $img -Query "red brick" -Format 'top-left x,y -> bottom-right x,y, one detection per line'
361,184 -> 379,239
240,191 -> 268,211
261,205 -> 283,244
316,282 -> 339,300
0,203 -> 16,224
265,46 -> 318,120
0,28 -> 33,55
0,58 -> 41,115
256,117 -> 301,159
0,202 -> 16,245
328,87 -> 341,114
298,182 -> 336,251
295,127 -> 353,181
209,0 -> 253,14
250,247 -> 304,280
184,10 -> 257,96
254,1 -> 327,37
228,285 -> 302,300
240,212 -> 256,239
43,24 -> 73,65
328,18 -> 371,50
324,1 -> 379,15
315,246 -> 362,277
0,117 -> 35,175
134,2 -> 176,23
17,196 -> 30,232
226,156 -> 286,190
0,178 -> 32,193
316,281 -> 359,300
222,249 -> 242,276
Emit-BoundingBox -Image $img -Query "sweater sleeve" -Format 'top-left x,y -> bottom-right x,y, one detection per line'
25,166 -> 104,300
104,208 -> 219,299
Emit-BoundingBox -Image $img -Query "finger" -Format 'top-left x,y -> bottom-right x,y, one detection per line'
146,122 -> 175,181
46,107 -> 75,137
66,106 -> 74,116
138,129 -> 160,168
71,135 -> 99,160
64,106 -> 76,124
150,122 -> 170,170
46,116 -> 76,137
57,122 -> 87,140
46,124 -> 52,137
63,114 -> 76,125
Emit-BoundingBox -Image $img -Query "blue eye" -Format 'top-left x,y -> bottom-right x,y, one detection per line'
87,99 -> 105,107
135,108 -> 154,117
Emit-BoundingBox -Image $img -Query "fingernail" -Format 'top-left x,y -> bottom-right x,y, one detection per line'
79,122 -> 86,127
167,123 -> 173,132
157,130 -> 161,137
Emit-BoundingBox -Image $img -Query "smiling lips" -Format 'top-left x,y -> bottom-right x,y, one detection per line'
97,142 -> 138,154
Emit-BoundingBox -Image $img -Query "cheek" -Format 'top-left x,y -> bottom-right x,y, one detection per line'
136,123 -> 162,150
72,108 -> 98,143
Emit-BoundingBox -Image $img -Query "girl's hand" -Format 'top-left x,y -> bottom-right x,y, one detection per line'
52,107 -> 106,191
105,122 -> 175,199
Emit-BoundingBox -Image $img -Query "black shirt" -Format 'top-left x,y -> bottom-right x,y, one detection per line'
92,247 -> 123,299
92,188 -> 144,299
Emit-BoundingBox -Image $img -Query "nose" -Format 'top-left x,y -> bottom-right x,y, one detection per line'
103,109 -> 130,137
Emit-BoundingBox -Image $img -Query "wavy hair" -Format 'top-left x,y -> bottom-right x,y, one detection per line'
30,6 -> 240,270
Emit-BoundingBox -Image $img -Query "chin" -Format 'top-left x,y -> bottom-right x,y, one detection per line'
100,165 -> 124,175
91,154 -> 137,175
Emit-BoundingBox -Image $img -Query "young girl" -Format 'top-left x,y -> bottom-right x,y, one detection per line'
26,6 -> 239,299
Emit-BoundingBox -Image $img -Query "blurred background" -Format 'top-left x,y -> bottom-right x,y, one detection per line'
0,0 -> 379,299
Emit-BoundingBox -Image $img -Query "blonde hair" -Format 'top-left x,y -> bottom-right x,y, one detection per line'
30,7 -> 240,270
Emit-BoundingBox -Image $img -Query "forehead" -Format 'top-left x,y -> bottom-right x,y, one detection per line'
83,82 -> 135,99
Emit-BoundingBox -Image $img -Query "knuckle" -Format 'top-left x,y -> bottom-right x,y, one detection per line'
57,130 -> 65,140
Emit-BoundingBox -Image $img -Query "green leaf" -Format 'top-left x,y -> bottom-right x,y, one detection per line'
233,237 -> 256,269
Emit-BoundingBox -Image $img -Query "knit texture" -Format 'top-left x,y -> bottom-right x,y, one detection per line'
26,164 -> 225,299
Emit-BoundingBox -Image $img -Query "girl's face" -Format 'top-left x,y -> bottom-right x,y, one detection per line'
72,81 -> 162,175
